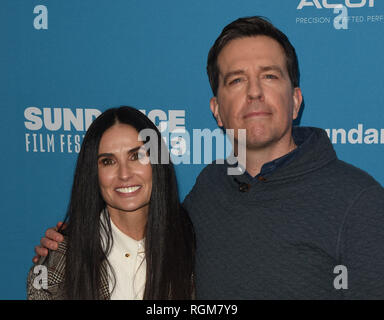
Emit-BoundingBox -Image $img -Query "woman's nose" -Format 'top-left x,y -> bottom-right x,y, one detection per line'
118,162 -> 133,180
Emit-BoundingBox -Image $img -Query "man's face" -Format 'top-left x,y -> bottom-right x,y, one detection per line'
210,36 -> 302,151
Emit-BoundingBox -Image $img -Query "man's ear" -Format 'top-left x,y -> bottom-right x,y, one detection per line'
210,97 -> 223,127
292,87 -> 303,120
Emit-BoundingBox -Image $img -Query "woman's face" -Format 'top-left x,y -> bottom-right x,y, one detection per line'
97,123 -> 152,217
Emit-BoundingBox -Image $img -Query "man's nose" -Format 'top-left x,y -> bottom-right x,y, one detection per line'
247,78 -> 263,101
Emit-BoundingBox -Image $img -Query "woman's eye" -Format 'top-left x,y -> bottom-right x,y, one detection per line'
131,152 -> 139,161
131,152 -> 147,161
100,158 -> 114,166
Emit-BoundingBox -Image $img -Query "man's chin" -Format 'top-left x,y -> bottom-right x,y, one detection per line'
246,140 -> 273,151
243,132 -> 274,150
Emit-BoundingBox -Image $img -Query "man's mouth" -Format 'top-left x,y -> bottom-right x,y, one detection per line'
243,111 -> 272,119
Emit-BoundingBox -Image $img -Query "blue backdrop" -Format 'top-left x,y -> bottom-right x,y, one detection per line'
0,0 -> 383,299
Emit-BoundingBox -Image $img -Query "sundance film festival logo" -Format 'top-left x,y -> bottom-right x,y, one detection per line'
325,124 -> 384,144
24,107 -> 100,154
23,107 -> 188,154
23,107 -> 187,154
23,106 -> 246,175
296,0 -> 383,29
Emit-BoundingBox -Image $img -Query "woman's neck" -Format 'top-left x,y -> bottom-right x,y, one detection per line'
107,207 -> 147,241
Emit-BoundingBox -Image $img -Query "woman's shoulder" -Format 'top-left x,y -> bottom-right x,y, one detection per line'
26,237 -> 68,300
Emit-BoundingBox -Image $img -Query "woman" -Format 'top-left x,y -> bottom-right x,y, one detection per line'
27,106 -> 195,300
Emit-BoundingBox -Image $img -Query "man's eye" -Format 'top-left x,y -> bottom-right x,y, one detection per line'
264,74 -> 278,79
229,78 -> 243,85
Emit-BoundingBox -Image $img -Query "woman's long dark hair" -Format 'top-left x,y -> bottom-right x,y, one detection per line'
61,106 -> 195,299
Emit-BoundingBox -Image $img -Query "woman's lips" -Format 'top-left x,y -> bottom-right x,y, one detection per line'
115,185 -> 142,196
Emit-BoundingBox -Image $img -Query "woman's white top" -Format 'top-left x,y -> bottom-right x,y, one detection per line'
102,217 -> 146,300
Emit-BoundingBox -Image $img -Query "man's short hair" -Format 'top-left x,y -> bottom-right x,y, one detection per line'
207,16 -> 300,96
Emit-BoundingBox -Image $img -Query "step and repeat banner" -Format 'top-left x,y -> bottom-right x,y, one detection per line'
0,0 -> 383,299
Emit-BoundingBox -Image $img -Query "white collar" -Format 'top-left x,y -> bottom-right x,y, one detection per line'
109,217 -> 145,255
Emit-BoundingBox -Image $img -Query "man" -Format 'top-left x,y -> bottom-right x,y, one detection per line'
34,16 -> 384,299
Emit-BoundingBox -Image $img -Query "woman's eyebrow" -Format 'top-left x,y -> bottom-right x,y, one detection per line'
127,146 -> 142,154
97,152 -> 113,159
97,146 -> 143,159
